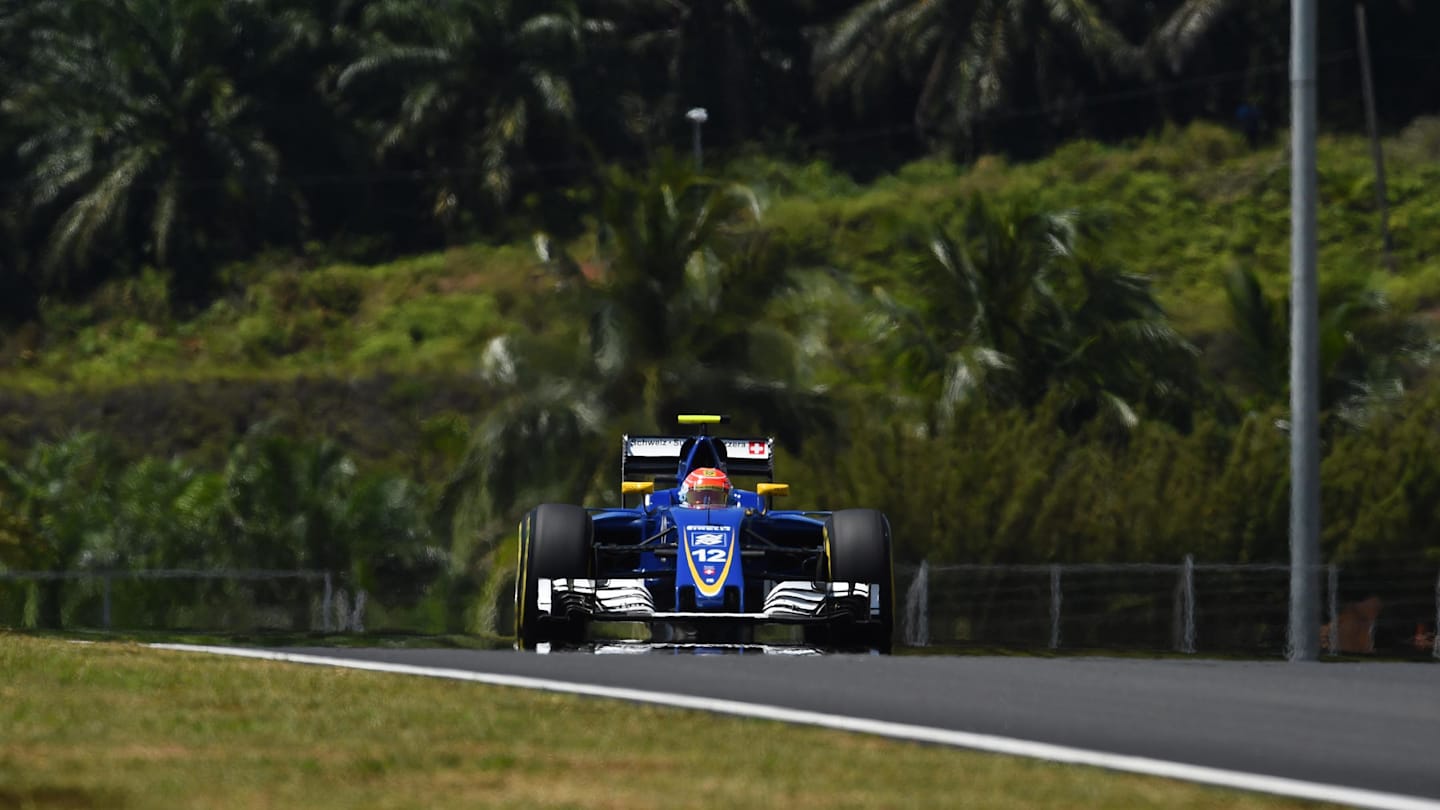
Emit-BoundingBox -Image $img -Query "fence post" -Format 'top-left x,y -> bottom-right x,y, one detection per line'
323,572 -> 333,633
1327,564 -> 1340,657
903,561 -> 930,647
1180,555 -> 1196,654
102,573 -> 112,631
352,590 -> 367,633
335,589 -> 349,632
1049,565 -> 1062,650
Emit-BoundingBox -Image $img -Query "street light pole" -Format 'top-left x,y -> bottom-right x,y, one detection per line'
686,107 -> 708,171
1289,0 -> 1321,662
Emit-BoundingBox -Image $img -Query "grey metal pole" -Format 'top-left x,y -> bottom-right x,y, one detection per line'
1354,2 -> 1395,272
1288,0 -> 1322,662
1433,567 -> 1439,661
102,573 -> 112,631
1327,564 -> 1340,656
691,121 -> 703,171
1181,555 -> 1196,654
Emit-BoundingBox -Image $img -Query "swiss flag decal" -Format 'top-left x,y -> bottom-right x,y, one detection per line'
748,441 -> 766,456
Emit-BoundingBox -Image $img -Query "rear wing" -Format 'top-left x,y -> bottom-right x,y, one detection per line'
621,435 -> 774,482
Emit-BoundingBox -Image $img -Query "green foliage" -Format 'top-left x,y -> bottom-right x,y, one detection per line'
6,0 -> 307,302
814,0 -> 1146,140
3,244 -> 530,387
1214,265 -> 1434,426
871,195 -> 1201,432
7,126 -> 1439,398
5,3 -> 1440,641
0,426 -> 444,629
0,433 -> 118,569
221,424 -> 442,587
802,398 -> 1435,569
0,433 -> 117,626
338,0 -> 598,214
2,130 -> 1440,636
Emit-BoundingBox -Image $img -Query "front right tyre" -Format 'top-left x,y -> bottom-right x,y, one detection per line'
515,503 -> 593,649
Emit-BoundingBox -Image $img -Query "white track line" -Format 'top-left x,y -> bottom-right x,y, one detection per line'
151,644 -> 1439,810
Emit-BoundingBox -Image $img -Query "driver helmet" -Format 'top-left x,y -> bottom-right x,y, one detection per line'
680,467 -> 732,507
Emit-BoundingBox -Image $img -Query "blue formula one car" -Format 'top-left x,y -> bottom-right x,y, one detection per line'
514,415 -> 895,652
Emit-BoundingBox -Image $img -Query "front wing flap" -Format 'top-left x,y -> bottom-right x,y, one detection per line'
537,578 -> 881,624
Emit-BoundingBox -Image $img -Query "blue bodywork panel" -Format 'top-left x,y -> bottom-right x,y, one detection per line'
584,431 -> 828,614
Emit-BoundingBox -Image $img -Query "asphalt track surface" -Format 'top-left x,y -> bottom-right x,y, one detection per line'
259,645 -> 1438,803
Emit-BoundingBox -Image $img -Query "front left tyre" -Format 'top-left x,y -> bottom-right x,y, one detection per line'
515,503 -> 593,649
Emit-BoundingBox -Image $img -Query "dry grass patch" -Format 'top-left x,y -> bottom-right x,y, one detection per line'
0,634 -> 1339,809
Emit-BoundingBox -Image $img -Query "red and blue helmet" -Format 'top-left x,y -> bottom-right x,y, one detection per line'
680,467 -> 732,507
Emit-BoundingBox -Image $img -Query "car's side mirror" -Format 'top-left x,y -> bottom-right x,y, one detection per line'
756,482 -> 789,513
621,480 -> 655,509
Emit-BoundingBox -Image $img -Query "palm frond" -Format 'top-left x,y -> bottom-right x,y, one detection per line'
151,169 -> 179,267
337,46 -> 451,92
44,146 -> 154,277
1044,0 -> 1143,70
1151,0 -> 1237,70
529,71 -> 576,118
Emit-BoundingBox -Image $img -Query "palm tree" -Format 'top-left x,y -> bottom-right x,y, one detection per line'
90,457 -> 227,626
7,0 -> 306,303
222,426 -> 443,619
224,0 -> 376,242
223,430 -> 364,573
813,0 -> 1143,142
874,196 -> 1198,431
338,0 -> 602,223
1221,265 -> 1287,404
872,197 -> 1069,423
105,458 -> 226,571
1143,0 -> 1239,72
1220,266 -> 1433,427
1049,257 -> 1204,431
240,432 -> 447,607
2,1 -> 63,314
0,433 -> 117,628
601,0 -> 830,146
437,156 -> 830,594
567,155 -> 836,436
0,208 -> 31,322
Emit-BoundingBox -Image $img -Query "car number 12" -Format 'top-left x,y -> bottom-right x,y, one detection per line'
690,548 -> 726,563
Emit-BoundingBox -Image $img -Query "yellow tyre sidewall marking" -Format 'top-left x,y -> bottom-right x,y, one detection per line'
515,515 -> 530,639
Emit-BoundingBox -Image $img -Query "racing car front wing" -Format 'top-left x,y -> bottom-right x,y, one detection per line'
536,578 -> 881,624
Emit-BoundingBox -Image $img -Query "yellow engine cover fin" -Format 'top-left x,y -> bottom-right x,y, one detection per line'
621,481 -> 655,495
755,483 -> 790,497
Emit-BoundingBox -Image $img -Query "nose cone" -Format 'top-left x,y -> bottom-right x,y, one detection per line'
673,507 -> 743,608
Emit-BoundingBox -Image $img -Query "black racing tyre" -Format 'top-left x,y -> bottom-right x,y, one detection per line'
820,508 -> 895,653
515,503 -> 593,649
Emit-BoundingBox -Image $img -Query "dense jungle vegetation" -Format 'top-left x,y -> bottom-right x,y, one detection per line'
2,0 -> 1439,634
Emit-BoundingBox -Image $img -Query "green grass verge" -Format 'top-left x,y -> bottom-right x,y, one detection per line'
0,634 -> 1339,809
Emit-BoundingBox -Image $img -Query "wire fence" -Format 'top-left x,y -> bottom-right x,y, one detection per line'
898,558 -> 1440,659
3,562 -> 1437,658
0,569 -> 367,633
